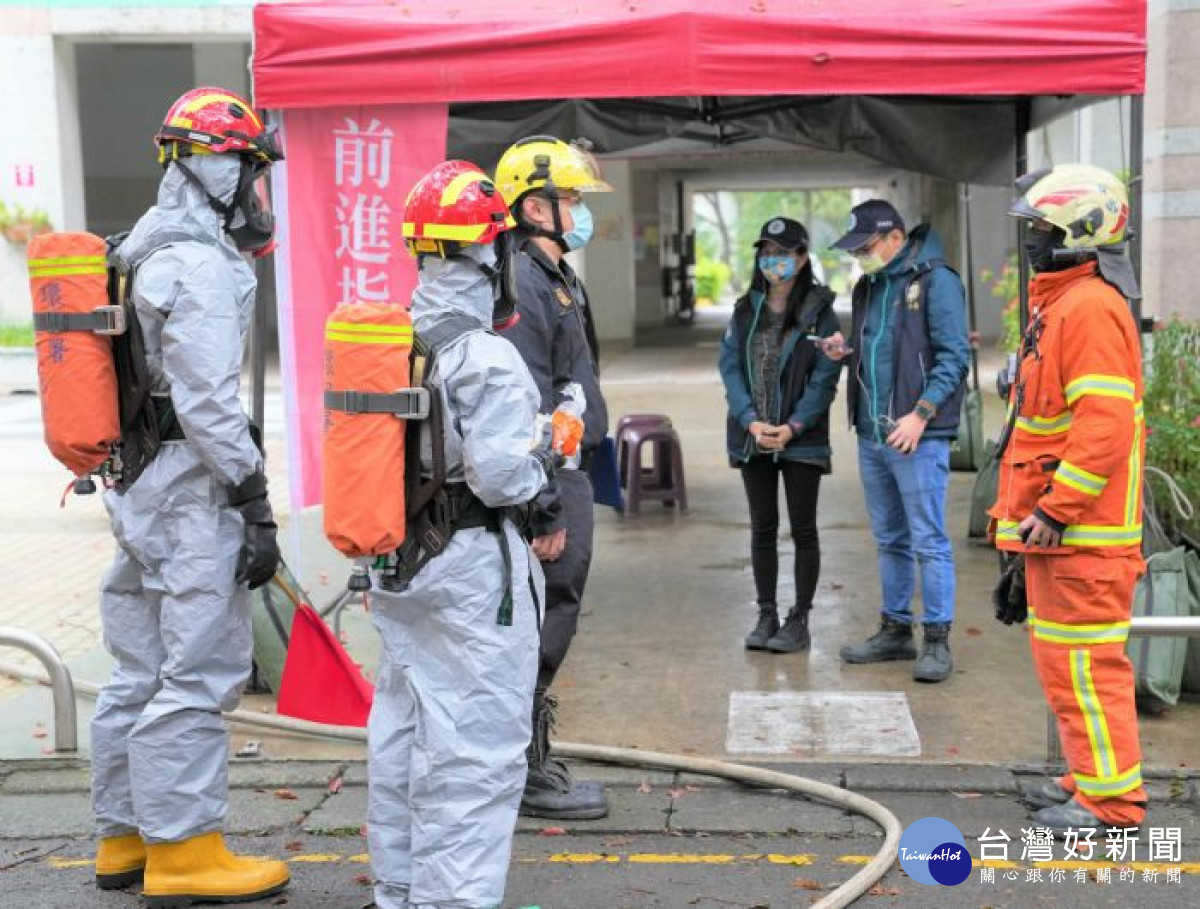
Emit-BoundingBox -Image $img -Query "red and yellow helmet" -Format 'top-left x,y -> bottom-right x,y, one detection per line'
155,86 -> 283,164
402,160 -> 516,258
1009,164 -> 1128,249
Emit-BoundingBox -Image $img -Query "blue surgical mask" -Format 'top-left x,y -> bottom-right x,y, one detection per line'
563,201 -> 594,251
759,255 -> 798,283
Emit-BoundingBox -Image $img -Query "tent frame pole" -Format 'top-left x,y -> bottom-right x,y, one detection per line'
1129,92 -> 1145,328
1015,98 -> 1032,329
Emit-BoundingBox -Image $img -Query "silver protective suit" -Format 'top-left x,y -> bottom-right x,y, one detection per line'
369,245 -> 546,909
92,155 -> 262,844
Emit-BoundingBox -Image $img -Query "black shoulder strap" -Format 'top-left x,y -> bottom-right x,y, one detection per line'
404,314 -> 488,521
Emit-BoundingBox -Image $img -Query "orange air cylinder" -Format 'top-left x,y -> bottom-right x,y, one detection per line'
28,232 -> 121,483
322,302 -> 413,558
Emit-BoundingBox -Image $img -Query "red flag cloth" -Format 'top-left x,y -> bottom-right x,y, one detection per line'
254,0 -> 1146,108
277,604 -> 374,727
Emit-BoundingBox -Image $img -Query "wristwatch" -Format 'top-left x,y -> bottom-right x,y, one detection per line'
914,399 -> 937,422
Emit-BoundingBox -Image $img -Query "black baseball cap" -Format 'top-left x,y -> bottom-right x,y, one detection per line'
832,200 -> 906,251
754,217 -> 808,251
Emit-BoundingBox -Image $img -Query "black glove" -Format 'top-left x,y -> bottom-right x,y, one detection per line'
228,470 -> 280,590
992,553 -> 1028,625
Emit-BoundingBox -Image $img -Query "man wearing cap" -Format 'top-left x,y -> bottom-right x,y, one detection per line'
823,200 -> 970,683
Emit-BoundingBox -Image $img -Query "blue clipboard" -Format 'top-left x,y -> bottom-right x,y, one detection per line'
587,435 -> 625,511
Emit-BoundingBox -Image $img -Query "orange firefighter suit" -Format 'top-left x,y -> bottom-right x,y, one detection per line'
991,260 -> 1146,826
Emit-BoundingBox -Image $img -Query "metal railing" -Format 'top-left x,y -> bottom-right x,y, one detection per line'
0,627 -> 78,753
1045,616 -> 1200,763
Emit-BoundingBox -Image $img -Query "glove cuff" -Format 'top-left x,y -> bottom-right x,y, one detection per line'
229,470 -> 268,507
1033,506 -> 1068,535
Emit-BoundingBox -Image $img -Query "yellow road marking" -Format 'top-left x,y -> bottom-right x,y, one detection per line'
37,852 -> 1200,874
46,858 -> 94,869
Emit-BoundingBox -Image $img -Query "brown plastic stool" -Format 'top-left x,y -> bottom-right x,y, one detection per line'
620,423 -> 687,513
616,414 -> 672,489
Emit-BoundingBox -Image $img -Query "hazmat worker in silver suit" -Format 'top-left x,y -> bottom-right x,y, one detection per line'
367,161 -> 555,909
90,87 -> 291,907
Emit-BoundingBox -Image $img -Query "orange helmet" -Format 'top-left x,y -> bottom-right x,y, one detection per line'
155,86 -> 283,163
402,161 -> 516,258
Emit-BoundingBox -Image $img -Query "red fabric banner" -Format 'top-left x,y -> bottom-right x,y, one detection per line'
254,0 -> 1146,108
274,104 -> 448,510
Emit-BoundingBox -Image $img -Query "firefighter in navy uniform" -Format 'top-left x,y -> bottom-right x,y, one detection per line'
494,136 -> 611,820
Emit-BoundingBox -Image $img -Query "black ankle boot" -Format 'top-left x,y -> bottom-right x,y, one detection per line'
766,606 -> 810,653
839,615 -> 918,663
913,623 -> 953,682
744,603 -> 779,650
520,689 -> 609,820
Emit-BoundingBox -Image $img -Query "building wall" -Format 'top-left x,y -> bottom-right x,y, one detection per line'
1142,0 -> 1200,322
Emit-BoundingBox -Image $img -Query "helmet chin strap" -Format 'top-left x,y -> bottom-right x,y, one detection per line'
517,190 -> 569,251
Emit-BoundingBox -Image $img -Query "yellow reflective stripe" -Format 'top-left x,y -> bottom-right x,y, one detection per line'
176,91 -> 264,129
439,171 -> 485,208
325,332 -> 412,346
1017,411 -> 1073,435
1064,374 -> 1135,405
1030,616 -> 1130,645
1070,649 -> 1118,782
994,520 -> 1142,547
28,256 -> 107,268
325,322 -> 413,337
401,221 -> 488,242
1126,418 -> 1142,528
1074,763 -> 1143,798
1055,460 -> 1107,497
1134,401 -> 1144,421
28,265 -> 107,277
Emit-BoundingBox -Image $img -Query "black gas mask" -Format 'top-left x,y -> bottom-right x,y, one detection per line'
174,157 -> 277,258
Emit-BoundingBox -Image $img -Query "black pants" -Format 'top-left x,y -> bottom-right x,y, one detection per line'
537,469 -> 595,689
739,457 -> 823,610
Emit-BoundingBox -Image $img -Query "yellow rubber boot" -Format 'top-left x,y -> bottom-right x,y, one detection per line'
96,833 -> 146,890
142,831 -> 290,908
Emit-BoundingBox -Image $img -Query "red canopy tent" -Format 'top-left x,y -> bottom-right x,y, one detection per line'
254,0 -> 1145,105
249,0 -> 1147,517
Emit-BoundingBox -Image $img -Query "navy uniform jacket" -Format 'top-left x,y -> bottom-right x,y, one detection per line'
505,237 -> 609,452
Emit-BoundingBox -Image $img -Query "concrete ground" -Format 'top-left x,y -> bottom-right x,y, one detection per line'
2,315 -> 1199,906
1,758 -> 1197,909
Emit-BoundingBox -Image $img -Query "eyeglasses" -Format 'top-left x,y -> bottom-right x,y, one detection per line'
851,234 -> 884,259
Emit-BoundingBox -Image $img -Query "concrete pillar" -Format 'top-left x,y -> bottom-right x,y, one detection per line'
0,21 -> 76,323
582,158 -> 636,345
1142,0 -> 1200,321
193,42 -> 249,97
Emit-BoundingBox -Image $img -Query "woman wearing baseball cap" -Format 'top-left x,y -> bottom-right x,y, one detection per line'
718,217 -> 842,654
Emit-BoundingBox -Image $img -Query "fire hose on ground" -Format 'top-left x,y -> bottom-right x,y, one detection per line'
0,655 -> 901,909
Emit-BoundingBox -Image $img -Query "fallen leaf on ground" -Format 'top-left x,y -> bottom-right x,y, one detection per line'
868,884 -> 902,896
951,791 -> 983,799
284,841 -> 304,851
794,876 -> 823,890
274,789 -> 299,800
354,873 -> 373,886
946,746 -> 961,756
637,781 -> 653,794
538,826 -> 567,836
328,776 -> 344,794
965,627 -> 983,636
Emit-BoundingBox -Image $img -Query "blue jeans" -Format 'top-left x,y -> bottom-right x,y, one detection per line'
856,438 -> 956,626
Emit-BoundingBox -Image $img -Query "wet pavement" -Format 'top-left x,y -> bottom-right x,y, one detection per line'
1,758 -> 1197,909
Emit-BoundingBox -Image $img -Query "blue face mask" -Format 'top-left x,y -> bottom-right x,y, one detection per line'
563,201 -> 594,251
759,255 -> 798,283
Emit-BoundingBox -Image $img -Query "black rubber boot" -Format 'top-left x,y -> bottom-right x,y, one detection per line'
839,615 -> 917,664
744,603 -> 779,651
913,623 -> 953,682
766,606 -> 810,653
520,690 -> 609,820
1031,798 -> 1113,837
1019,778 -> 1073,810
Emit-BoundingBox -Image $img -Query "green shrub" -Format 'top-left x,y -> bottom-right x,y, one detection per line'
695,258 -> 731,303
980,257 -> 1021,353
0,323 -> 34,348
1144,320 -> 1200,537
